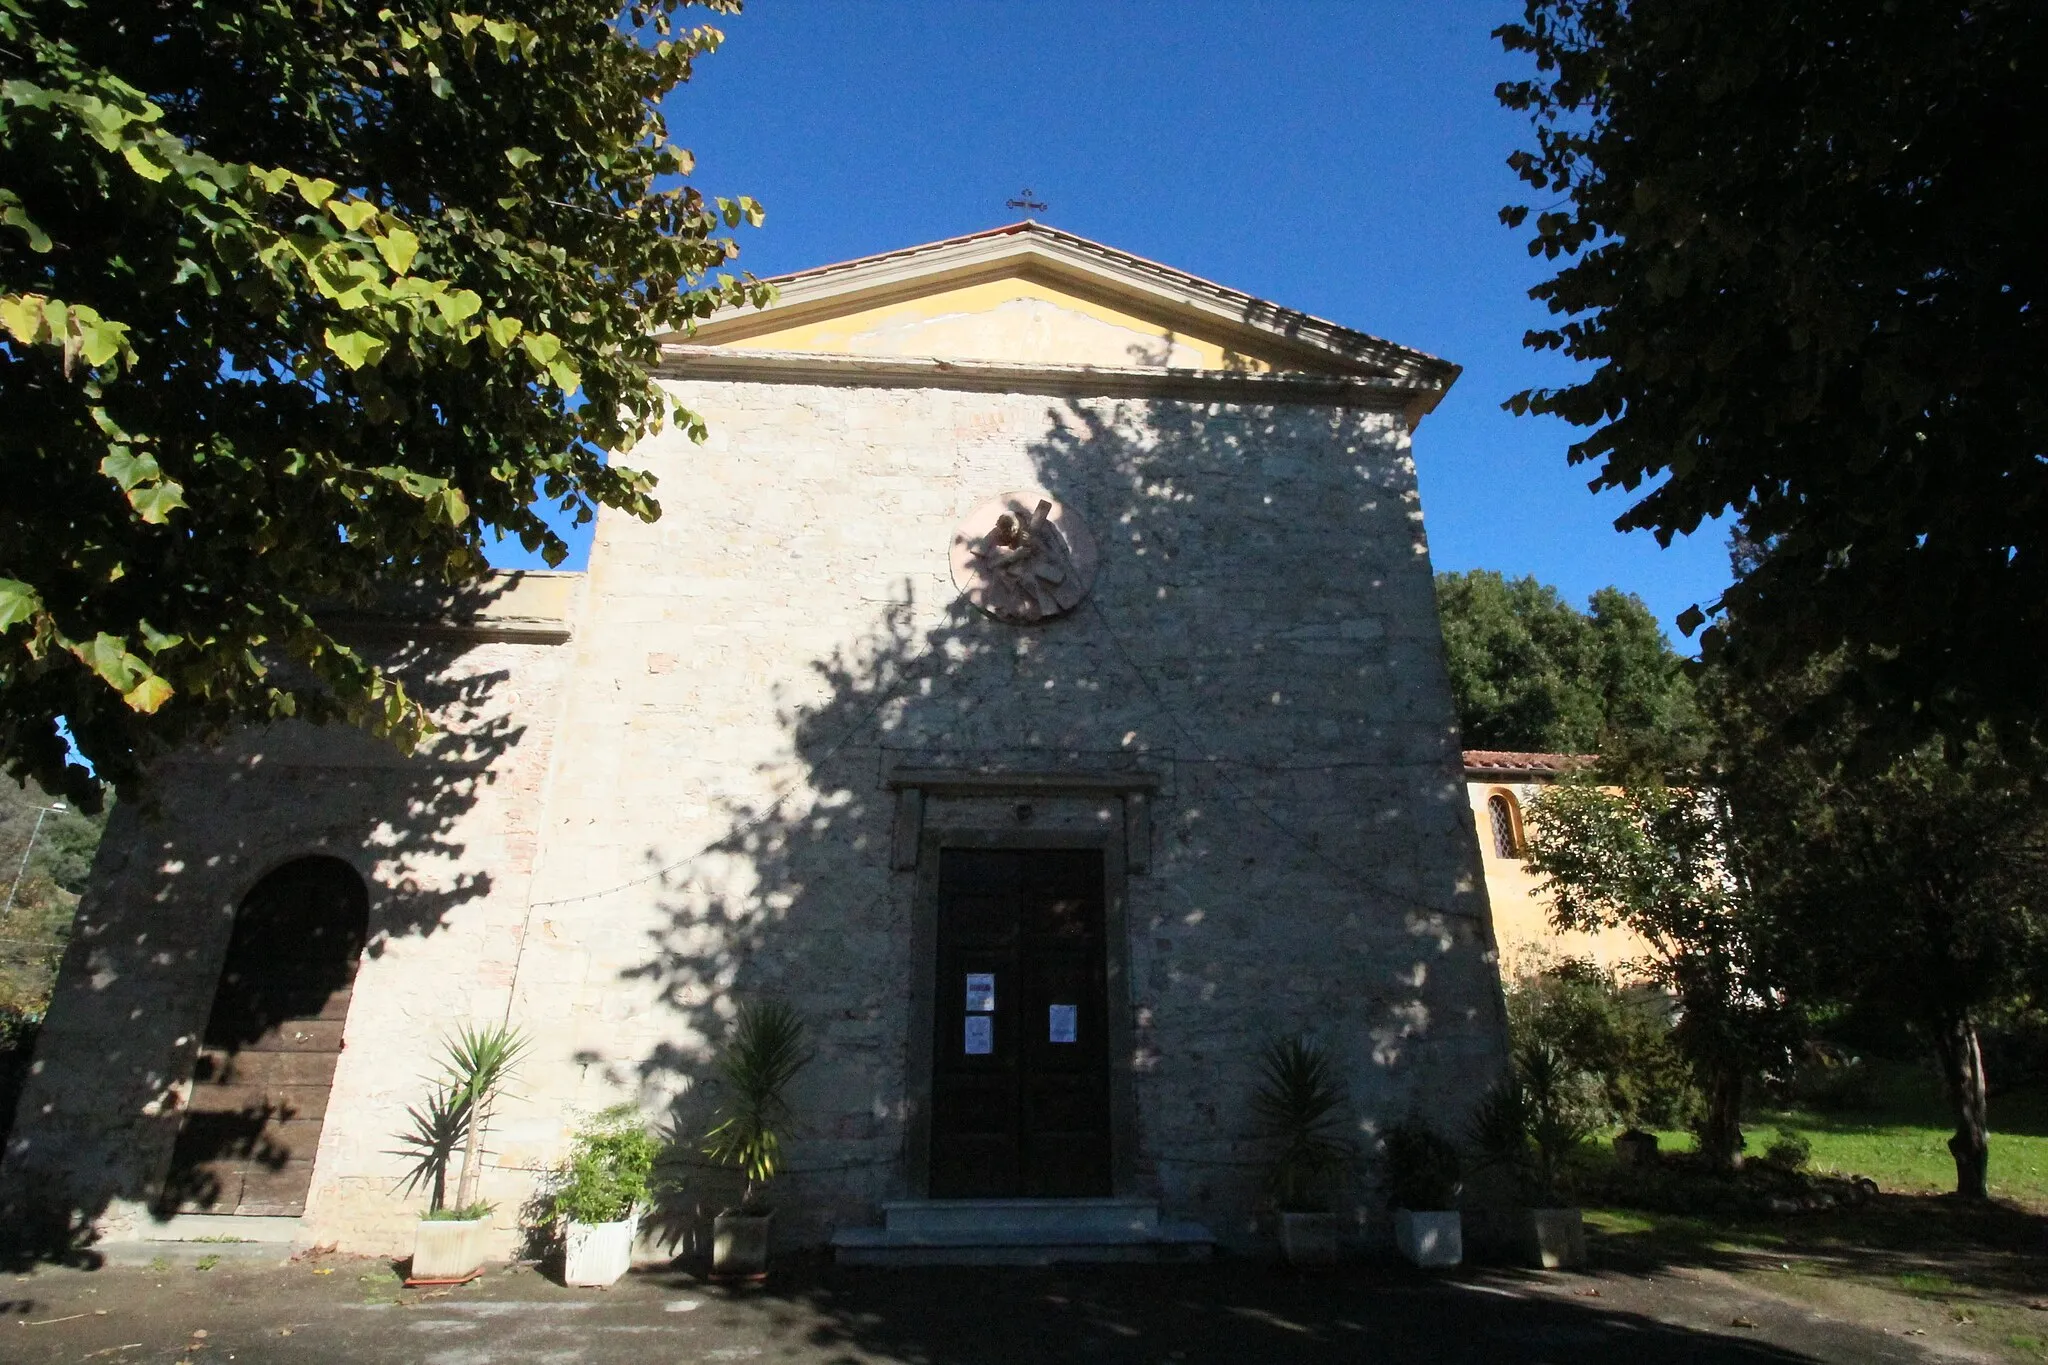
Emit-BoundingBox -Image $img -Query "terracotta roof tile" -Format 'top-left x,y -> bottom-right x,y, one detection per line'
1462,750 -> 1592,777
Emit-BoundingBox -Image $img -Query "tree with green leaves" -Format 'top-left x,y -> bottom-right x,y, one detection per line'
1525,776 -> 1793,1170
1495,1 -> 2048,759
1717,664 -> 2048,1200
1,0 -> 769,808
1435,569 -> 1699,761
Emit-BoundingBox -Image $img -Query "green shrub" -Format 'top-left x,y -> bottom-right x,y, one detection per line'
423,1201 -> 494,1222
702,1001 -> 809,1212
1469,1040 -> 1608,1203
1380,1120 -> 1462,1210
1762,1126 -> 1812,1172
1251,1035 -> 1353,1212
1506,960 -> 1699,1129
547,1104 -> 659,1226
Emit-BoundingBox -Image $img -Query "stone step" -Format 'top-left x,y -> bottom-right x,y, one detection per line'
881,1197 -> 1160,1237
109,1213 -> 305,1245
833,1220 -> 1214,1268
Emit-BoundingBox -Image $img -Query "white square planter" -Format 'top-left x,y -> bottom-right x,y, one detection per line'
1278,1212 -> 1338,1266
1393,1208 -> 1462,1268
1521,1207 -> 1586,1269
712,1210 -> 773,1279
410,1215 -> 490,1283
563,1209 -> 638,1287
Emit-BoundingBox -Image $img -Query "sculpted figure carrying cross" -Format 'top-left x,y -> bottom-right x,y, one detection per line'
949,491 -> 1099,624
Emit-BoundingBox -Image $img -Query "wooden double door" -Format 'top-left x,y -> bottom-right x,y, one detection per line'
929,847 -> 1113,1198
161,857 -> 368,1216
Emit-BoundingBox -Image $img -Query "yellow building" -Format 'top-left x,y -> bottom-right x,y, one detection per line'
1465,750 -> 1649,983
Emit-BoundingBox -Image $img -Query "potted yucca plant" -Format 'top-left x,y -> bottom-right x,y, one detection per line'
1251,1034 -> 1352,1266
548,1103 -> 660,1287
702,1001 -> 808,1279
392,1023 -> 528,1285
1469,1041 -> 1603,1268
1381,1119 -> 1463,1268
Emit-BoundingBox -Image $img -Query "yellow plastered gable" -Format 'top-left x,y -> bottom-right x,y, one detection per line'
706,275 -> 1278,372
672,225 -> 1461,393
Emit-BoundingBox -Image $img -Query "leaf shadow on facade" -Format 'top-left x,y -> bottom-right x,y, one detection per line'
1,617 -> 538,1263
612,386 -> 1499,1255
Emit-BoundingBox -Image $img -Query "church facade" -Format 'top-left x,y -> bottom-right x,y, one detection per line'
3,224 -> 1509,1259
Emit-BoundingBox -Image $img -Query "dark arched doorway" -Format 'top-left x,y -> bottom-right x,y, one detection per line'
160,856 -> 369,1217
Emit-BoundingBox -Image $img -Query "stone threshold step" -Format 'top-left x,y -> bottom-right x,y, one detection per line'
833,1219 -> 1215,1267
881,1197 -> 1162,1235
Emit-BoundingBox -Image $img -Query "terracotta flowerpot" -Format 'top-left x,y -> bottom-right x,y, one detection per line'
712,1210 -> 772,1279
1521,1207 -> 1585,1269
1393,1208 -> 1462,1268
410,1215 -> 490,1284
1278,1211 -> 1339,1266
564,1209 -> 638,1287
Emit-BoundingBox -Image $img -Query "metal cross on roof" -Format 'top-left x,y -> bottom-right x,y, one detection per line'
1005,188 -> 1048,213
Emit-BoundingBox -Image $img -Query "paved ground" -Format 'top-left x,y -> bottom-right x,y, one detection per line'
1,1248 -> 1985,1365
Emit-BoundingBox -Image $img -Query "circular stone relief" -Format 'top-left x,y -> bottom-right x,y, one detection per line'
949,491 -> 1099,624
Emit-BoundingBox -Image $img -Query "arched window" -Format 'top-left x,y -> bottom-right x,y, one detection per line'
1488,793 -> 1523,860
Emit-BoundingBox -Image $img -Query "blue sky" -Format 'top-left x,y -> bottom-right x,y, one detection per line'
492,0 -> 1732,647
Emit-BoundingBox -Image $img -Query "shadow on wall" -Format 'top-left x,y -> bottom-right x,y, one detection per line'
602,384 -> 1489,1251
1,580 -> 543,1264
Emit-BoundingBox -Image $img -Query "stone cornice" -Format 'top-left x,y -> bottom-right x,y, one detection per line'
654,344 -> 1449,419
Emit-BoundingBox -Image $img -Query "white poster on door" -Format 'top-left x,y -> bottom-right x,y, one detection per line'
1049,1003 -> 1078,1044
964,1014 -> 994,1055
965,973 -> 995,1013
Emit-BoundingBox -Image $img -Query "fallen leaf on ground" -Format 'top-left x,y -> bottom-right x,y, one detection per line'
1574,1288 -> 1601,1297
1731,1317 -> 1757,1328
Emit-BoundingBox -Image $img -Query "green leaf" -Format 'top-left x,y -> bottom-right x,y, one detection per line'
519,331 -> 561,366
0,293 -> 47,343
324,326 -> 388,369
292,174 -> 341,206
0,578 -> 42,632
75,313 -> 131,367
504,146 -> 541,169
120,141 -> 173,182
128,480 -> 189,524
329,199 -> 381,232
373,226 -> 419,273
485,315 -> 524,349
101,449 -> 163,490
122,674 -> 175,714
434,289 -> 482,325
0,202 -> 52,253
72,633 -> 144,692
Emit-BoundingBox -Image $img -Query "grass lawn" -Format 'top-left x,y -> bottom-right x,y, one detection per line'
1581,1066 -> 2048,1362
1582,1199 -> 2048,1364
1642,1062 -> 2048,1207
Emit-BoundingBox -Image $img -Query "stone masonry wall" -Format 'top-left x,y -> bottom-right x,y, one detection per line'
0,620 -> 580,1254
499,377 -> 1509,1251
3,378 -> 1509,1257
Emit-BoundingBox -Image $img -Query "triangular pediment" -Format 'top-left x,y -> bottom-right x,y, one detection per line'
673,223 -> 1456,387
